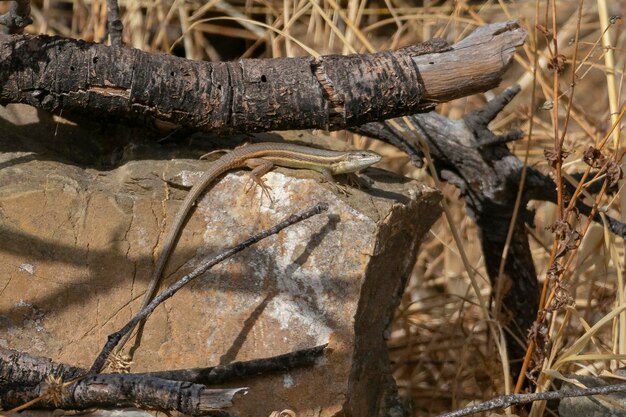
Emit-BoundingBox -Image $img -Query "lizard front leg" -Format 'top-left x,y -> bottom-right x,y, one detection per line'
244,158 -> 274,201
320,169 -> 350,195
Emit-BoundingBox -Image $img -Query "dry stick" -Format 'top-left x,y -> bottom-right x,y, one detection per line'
1,344 -> 326,386
0,344 -> 325,415
0,0 -> 32,32
2,373 -> 246,415
88,203 -> 329,375
436,381 -> 626,417
0,347 -> 83,384
138,344 -> 327,384
549,0 -> 563,224
0,345 -> 324,413
106,0 -> 123,46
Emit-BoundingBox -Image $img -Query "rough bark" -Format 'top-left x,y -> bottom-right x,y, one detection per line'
1,373 -> 244,415
0,21 -> 525,133
0,348 -> 245,415
0,345 -> 326,387
0,346 -> 323,414
105,0 -> 123,47
0,347 -> 84,386
0,0 -> 31,33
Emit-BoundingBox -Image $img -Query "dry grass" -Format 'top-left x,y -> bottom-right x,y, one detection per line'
9,0 -> 626,415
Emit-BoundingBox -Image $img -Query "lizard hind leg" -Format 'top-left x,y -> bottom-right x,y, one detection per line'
244,158 -> 275,202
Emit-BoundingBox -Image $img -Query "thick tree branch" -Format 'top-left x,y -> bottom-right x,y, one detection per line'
524,167 -> 626,238
0,348 -> 245,415
0,345 -> 325,413
1,373 -> 244,415
413,21 -> 525,103
0,21 -> 525,133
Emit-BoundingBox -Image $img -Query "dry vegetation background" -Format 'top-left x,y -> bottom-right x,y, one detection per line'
6,0 -> 626,415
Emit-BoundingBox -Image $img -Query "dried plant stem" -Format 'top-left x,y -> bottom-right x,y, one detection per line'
597,0 -> 620,149
389,116 -> 511,392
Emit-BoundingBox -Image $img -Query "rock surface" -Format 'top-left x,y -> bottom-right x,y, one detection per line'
0,104 -> 442,416
559,374 -> 626,417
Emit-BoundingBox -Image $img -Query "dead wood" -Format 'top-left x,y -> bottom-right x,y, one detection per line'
105,0 -> 123,47
0,21 -> 524,133
1,372 -> 244,415
0,347 -> 244,415
0,344 -> 326,385
0,344 -> 325,412
0,347 -> 84,386
0,346 -> 326,388
352,85 -> 626,382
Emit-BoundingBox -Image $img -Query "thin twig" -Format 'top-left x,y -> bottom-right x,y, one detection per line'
87,203 -> 329,375
525,168 -> 626,239
142,344 -> 328,384
436,381 -> 626,417
0,344 -> 327,386
106,0 -> 124,46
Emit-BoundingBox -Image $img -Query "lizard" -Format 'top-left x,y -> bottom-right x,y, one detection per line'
119,141 -> 381,351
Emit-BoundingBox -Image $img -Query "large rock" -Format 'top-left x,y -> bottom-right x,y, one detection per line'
0,105 -> 441,416
559,374 -> 626,417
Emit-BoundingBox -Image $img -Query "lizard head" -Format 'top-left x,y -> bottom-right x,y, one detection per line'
332,150 -> 382,174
